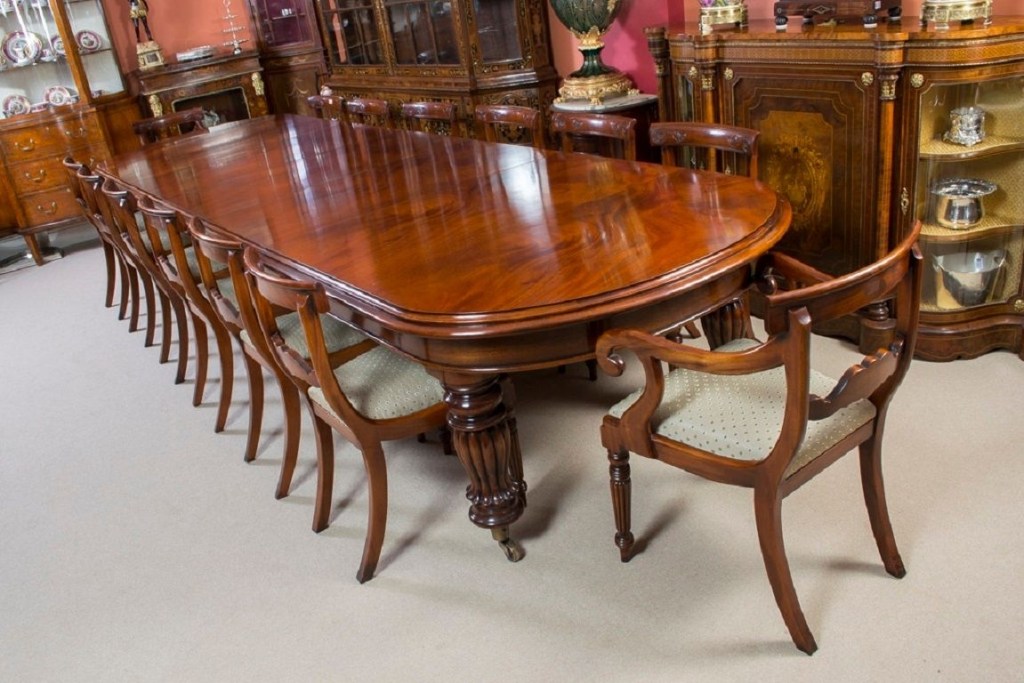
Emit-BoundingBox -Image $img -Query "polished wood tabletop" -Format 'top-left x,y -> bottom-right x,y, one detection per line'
103,114 -> 791,558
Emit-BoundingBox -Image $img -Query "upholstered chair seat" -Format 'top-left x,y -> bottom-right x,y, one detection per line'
307,346 -> 444,422
608,338 -> 876,480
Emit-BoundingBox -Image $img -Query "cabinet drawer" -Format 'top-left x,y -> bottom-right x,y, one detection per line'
0,125 -> 66,160
19,187 -> 81,226
10,156 -> 73,194
0,114 -> 104,161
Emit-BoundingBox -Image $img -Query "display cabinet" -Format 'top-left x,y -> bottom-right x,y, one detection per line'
649,18 -> 1024,361
897,28 -> 1024,361
313,0 -> 559,130
0,0 -> 138,265
245,0 -> 324,115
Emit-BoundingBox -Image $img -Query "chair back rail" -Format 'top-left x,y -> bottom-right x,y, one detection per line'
549,111 -> 637,162
649,121 -> 760,176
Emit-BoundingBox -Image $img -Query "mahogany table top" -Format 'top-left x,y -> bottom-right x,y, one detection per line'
104,114 -> 790,370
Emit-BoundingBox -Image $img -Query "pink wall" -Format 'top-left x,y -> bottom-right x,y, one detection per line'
552,0 -> 1024,95
103,0 -> 256,75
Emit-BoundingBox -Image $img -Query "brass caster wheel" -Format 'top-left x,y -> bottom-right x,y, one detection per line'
491,527 -> 525,562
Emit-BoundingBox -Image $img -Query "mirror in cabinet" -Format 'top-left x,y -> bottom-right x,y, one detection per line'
911,72 -> 1024,361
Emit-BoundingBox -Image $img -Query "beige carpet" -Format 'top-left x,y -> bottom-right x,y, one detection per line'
2,226 -> 1023,681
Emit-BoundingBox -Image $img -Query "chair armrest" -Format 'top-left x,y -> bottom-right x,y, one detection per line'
598,309 -> 811,434
758,251 -> 833,292
808,341 -> 901,420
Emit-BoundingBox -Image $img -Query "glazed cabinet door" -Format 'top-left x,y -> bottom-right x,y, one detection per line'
900,64 -> 1024,361
721,64 -> 882,276
246,0 -> 324,115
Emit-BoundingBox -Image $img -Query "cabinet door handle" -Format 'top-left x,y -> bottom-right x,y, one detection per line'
36,202 -> 58,216
17,139 -> 37,152
24,169 -> 47,183
64,127 -> 88,139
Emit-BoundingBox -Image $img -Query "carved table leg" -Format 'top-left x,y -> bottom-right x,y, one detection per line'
700,295 -> 754,349
443,372 -> 526,562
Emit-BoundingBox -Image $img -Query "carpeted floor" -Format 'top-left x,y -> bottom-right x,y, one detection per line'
2,227 -> 1023,681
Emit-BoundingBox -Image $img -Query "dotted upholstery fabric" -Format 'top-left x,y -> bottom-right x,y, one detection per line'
307,346 -> 444,421
239,313 -> 367,357
608,338 -> 877,478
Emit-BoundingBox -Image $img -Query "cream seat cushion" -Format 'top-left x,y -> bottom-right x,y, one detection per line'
307,347 -> 444,421
608,338 -> 876,478
239,311 -> 367,358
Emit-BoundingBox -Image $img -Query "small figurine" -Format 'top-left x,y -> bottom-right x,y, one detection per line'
129,0 -> 154,43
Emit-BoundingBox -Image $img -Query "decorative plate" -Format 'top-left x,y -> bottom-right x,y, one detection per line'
75,30 -> 102,53
50,34 -> 64,57
2,31 -> 44,66
44,85 -> 76,106
2,93 -> 31,117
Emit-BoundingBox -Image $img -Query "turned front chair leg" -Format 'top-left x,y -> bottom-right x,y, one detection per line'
609,449 -> 635,562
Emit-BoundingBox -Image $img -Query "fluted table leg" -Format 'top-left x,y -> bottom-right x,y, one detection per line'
443,372 -> 526,562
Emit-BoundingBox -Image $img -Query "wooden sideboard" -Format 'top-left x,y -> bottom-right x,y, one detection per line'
649,18 -> 1024,361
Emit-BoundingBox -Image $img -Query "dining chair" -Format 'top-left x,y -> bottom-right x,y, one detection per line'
132,107 -> 209,146
473,104 -> 544,149
400,101 -> 461,136
548,110 -> 638,380
243,246 -> 450,583
649,122 -> 762,341
136,196 -> 233,430
595,220 -> 923,654
100,175 -> 191,385
307,93 -> 346,121
549,111 -> 637,162
344,98 -> 393,128
649,121 -> 760,177
75,163 -> 144,333
63,157 -> 119,311
187,218 -> 377,498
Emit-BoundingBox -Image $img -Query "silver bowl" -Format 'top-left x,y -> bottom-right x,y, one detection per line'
943,106 -> 986,147
930,178 -> 997,229
933,249 -> 1006,307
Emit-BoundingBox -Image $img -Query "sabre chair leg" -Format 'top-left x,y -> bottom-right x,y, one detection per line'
356,442 -> 388,584
190,312 -> 209,407
170,293 -> 189,385
139,271 -> 157,347
609,449 -> 635,562
241,351 -> 264,463
274,378 -> 302,499
100,242 -> 116,308
754,486 -> 817,655
126,265 -> 141,332
115,255 -> 131,320
859,435 -> 906,578
310,408 -> 335,533
210,322 -> 234,433
156,290 -> 172,364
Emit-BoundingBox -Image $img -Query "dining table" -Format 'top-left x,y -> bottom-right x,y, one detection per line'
101,113 -> 791,561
